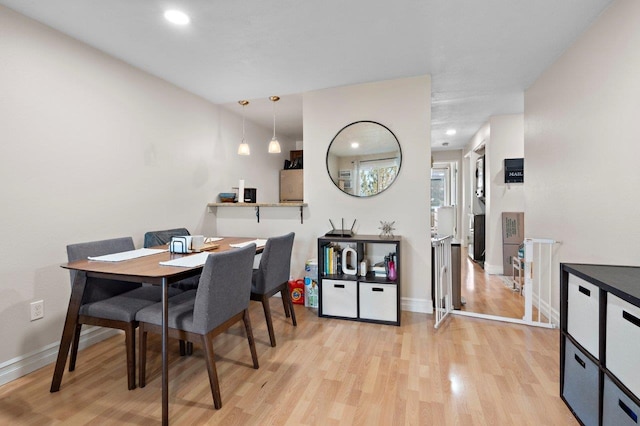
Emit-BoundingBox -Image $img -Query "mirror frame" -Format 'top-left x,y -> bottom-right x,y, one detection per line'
326,120 -> 402,198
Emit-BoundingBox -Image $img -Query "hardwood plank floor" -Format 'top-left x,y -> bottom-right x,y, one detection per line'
0,269 -> 576,425
459,247 -> 535,319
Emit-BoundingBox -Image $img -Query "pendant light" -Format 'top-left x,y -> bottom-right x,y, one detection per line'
268,95 -> 281,154
237,100 -> 250,155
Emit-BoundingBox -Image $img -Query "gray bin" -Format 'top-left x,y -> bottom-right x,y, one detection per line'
563,338 -> 599,426
603,374 -> 639,426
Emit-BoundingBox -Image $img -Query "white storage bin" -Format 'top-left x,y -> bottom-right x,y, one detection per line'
567,274 -> 600,358
321,279 -> 357,318
603,374 -> 640,426
606,293 -> 640,397
359,283 -> 397,322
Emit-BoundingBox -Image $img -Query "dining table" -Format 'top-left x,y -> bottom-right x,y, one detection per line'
50,236 -> 264,425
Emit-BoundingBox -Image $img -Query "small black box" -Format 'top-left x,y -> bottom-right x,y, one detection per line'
244,188 -> 257,203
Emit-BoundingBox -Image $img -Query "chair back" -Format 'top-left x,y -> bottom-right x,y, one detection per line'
144,228 -> 190,248
192,244 -> 256,334
253,232 -> 295,295
67,237 -> 140,304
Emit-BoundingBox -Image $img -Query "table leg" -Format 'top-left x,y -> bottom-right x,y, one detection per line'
162,277 -> 169,426
50,271 -> 87,392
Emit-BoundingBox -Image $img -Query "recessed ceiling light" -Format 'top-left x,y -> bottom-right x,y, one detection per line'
351,142 -> 360,149
446,129 -> 456,136
164,10 -> 190,25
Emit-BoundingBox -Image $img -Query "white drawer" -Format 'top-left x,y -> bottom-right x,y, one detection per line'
321,279 -> 357,318
567,274 -> 600,358
359,283 -> 397,322
606,293 -> 640,397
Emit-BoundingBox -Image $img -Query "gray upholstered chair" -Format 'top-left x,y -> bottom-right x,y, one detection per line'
144,228 -> 201,356
143,228 -> 200,291
136,244 -> 259,409
143,227 -> 189,248
66,237 -> 182,390
250,232 -> 296,347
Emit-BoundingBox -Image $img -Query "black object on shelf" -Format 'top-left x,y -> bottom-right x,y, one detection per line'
325,218 -> 356,237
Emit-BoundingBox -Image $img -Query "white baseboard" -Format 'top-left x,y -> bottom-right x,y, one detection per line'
0,327 -> 119,387
483,262 -> 503,275
531,291 -> 560,325
402,297 -> 432,314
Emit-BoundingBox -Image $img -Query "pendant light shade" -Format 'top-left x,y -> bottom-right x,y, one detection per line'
238,100 -> 250,155
268,96 -> 281,154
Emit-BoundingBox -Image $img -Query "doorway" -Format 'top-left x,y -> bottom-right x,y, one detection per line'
431,154 -> 532,324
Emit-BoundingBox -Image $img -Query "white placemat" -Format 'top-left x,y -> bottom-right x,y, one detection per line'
229,239 -> 267,249
88,248 -> 167,262
159,252 -> 210,268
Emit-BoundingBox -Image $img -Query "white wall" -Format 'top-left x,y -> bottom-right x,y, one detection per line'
484,115 -> 525,274
525,0 -> 640,313
303,76 -> 432,311
0,6 -> 292,383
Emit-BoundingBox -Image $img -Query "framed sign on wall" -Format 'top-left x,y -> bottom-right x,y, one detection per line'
504,158 -> 524,183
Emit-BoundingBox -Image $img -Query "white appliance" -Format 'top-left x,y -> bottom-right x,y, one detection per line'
436,206 -> 456,237
475,156 -> 485,199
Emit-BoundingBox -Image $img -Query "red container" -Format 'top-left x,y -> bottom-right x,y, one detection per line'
288,279 -> 305,305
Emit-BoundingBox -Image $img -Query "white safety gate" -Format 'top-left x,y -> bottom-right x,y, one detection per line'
443,237 -> 560,329
432,235 -> 453,329
522,238 -> 559,327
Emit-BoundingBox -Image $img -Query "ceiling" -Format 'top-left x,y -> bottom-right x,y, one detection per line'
0,0 -> 613,150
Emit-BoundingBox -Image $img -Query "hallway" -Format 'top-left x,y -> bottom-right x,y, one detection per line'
459,247 -> 531,320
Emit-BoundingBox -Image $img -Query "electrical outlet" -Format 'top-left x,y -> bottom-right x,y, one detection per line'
30,300 -> 44,321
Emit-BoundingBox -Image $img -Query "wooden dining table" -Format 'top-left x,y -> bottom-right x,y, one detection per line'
51,236 -> 263,425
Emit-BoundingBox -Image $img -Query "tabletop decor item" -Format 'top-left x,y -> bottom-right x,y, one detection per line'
379,221 -> 395,238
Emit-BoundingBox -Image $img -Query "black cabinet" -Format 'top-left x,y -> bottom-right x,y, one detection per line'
470,214 -> 485,264
560,263 -> 640,426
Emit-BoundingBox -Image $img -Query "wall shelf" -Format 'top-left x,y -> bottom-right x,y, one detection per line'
207,202 -> 308,224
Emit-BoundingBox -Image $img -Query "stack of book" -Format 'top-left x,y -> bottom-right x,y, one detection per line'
371,264 -> 387,278
323,243 -> 343,275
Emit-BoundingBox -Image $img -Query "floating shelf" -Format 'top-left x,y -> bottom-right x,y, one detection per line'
207,202 -> 308,224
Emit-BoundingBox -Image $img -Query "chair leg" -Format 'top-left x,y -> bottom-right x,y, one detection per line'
124,323 -> 136,390
69,323 -> 82,372
242,310 -> 259,369
138,324 -> 147,388
178,340 -> 194,356
260,296 -> 276,347
201,335 -> 222,409
281,293 -> 290,318
282,289 -> 297,327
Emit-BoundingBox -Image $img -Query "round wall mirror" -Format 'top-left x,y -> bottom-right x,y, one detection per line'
326,121 -> 402,197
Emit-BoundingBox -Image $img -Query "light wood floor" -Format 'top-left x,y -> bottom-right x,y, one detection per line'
0,269 -> 577,425
459,248 -> 531,318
